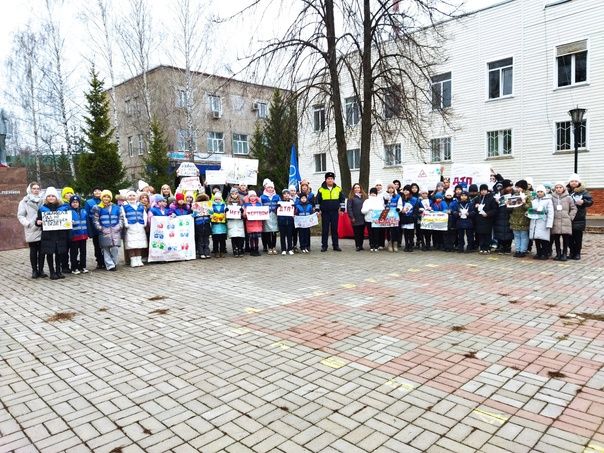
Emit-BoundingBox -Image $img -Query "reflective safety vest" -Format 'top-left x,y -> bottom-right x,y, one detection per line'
98,204 -> 121,227
122,203 -> 145,225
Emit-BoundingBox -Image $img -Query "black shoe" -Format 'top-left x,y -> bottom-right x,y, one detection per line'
559,254 -> 567,261
56,272 -> 66,279
570,254 -> 581,260
50,273 -> 59,280
108,267 -> 117,271
553,255 -> 562,261
333,247 -> 342,252
39,272 -> 48,278
321,248 -> 327,252
32,270 -> 40,279
533,255 -> 541,260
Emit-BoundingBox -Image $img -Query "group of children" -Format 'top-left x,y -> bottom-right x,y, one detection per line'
17,171 -> 593,280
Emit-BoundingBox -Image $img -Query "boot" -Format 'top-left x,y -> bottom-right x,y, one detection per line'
553,254 -> 562,261
130,256 -> 137,267
393,244 -> 399,252
388,243 -> 394,252
559,254 -> 567,261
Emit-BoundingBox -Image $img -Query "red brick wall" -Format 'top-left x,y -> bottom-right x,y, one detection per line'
589,188 -> 604,216
0,167 -> 28,251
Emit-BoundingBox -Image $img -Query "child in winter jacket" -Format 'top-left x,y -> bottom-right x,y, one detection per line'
361,188 -> 384,252
528,185 -> 554,260
37,187 -> 70,280
383,183 -> 402,252
169,193 -> 192,216
93,190 -> 124,271
122,191 -> 148,267
278,189 -> 295,255
192,194 -> 212,259
261,180 -> 280,254
400,185 -> 417,252
451,191 -> 475,252
209,192 -> 227,257
244,190 -> 264,256
69,195 -> 89,274
508,180 -> 532,258
443,189 -> 458,252
294,193 -> 314,253
430,192 -> 448,250
473,184 -> 499,254
226,188 -> 245,257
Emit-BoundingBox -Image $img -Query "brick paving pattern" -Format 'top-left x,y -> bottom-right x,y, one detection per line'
0,234 -> 603,452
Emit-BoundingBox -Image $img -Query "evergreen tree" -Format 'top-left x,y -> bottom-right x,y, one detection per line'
76,66 -> 127,195
142,118 -> 171,191
251,90 -> 297,191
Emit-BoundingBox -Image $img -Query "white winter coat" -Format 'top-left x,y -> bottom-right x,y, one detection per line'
122,204 -> 148,250
17,191 -> 43,243
528,196 -> 554,241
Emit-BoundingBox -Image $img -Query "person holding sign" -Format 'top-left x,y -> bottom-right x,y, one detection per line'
261,180 -> 280,255
451,191 -> 475,253
473,184 -> 499,254
93,190 -> 124,271
316,172 -> 345,252
361,188 -> 384,252
347,183 -> 367,252
209,192 -> 227,258
528,185 -> 554,260
226,188 -> 245,258
68,195 -> 89,274
36,187 -> 70,280
567,173 -> 593,260
243,190 -> 264,256
122,191 -> 148,268
277,189 -> 295,255
508,180 -> 532,258
192,194 -> 212,259
383,184 -> 402,252
294,193 -> 314,253
550,182 -> 577,261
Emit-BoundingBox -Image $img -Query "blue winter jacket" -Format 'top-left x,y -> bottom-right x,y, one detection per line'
431,200 -> 448,212
85,196 -> 101,237
209,202 -> 227,235
70,206 -> 88,240
123,203 -> 145,225
295,201 -> 314,216
149,206 -> 169,217
260,194 -> 281,212
451,200 -> 475,229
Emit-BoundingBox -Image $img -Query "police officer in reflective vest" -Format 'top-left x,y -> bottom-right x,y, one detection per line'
316,171 -> 345,252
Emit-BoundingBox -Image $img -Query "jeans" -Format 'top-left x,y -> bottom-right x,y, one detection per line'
102,246 -> 120,269
513,230 -> 529,253
298,228 -> 311,250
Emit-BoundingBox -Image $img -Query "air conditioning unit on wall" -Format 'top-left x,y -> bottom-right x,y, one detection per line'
212,110 -> 221,119
252,102 -> 259,111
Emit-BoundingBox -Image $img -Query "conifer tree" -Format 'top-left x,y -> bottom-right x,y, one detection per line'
77,66 -> 127,195
142,118 -> 171,191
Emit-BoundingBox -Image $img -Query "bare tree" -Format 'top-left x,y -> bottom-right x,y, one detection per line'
240,0 -> 460,191
117,0 -> 155,131
6,30 -> 45,181
80,0 -> 121,145
41,0 -> 78,180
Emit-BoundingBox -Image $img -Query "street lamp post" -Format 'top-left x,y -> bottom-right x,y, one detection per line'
568,106 -> 586,174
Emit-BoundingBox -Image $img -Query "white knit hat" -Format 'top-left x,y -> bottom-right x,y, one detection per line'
568,173 -> 581,183
45,187 -> 59,200
535,185 -> 546,193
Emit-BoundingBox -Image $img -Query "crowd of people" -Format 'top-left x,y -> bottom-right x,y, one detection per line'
16,170 -> 593,280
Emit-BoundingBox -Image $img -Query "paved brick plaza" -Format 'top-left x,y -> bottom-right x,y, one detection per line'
1,235 -> 603,453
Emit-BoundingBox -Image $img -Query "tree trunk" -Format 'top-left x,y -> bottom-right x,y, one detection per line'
27,64 -> 41,182
325,0 -> 350,193
359,0 -> 373,192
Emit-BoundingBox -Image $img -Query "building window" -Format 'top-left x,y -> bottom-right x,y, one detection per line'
384,88 -> 401,119
127,136 -> 133,157
313,104 -> 326,132
125,99 -> 132,115
137,134 -> 144,156
430,137 -> 451,162
177,129 -> 198,151
488,58 -> 513,99
256,102 -> 268,119
556,120 -> 586,152
345,97 -> 360,126
384,143 -> 402,166
556,40 -> 587,87
487,129 -> 512,157
208,94 -> 222,115
347,148 -> 361,170
431,72 -> 451,109
207,131 -> 224,154
314,153 -> 326,173
232,133 -> 249,155
176,89 -> 188,108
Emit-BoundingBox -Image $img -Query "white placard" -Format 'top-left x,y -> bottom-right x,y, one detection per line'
178,176 -> 202,191
175,162 -> 200,177
205,170 -> 226,185
450,163 -> 491,189
226,205 -> 242,219
402,164 -> 442,191
42,210 -> 72,231
148,215 -> 195,262
221,157 -> 259,185
294,213 -> 319,228
277,201 -> 295,217
245,205 -> 269,221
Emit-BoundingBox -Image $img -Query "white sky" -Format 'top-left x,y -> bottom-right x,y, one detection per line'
0,0 -> 500,110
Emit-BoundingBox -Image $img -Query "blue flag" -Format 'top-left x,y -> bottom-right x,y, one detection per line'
288,144 -> 302,190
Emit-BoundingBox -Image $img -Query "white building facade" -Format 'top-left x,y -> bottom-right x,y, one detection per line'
298,0 -> 603,191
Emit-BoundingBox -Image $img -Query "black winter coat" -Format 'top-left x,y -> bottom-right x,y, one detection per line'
473,194 -> 499,234
493,202 -> 514,241
567,184 -> 593,231
37,204 -> 70,255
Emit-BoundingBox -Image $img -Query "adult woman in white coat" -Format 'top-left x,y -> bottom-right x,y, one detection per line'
17,182 -> 47,278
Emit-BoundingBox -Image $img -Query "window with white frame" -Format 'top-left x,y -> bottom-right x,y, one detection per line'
176,89 -> 188,108
314,153 -> 326,173
137,134 -> 144,156
177,129 -> 198,151
488,58 -> 513,99
384,143 -> 402,166
257,102 -> 268,119
487,129 -> 512,157
208,94 -> 222,114
430,137 -> 451,162
347,148 -> 361,170
313,104 -> 326,132
556,40 -> 587,87
431,72 -> 451,109
232,133 -> 249,155
207,131 -> 224,154
345,97 -> 360,126
556,120 -> 587,152
127,136 -> 133,157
